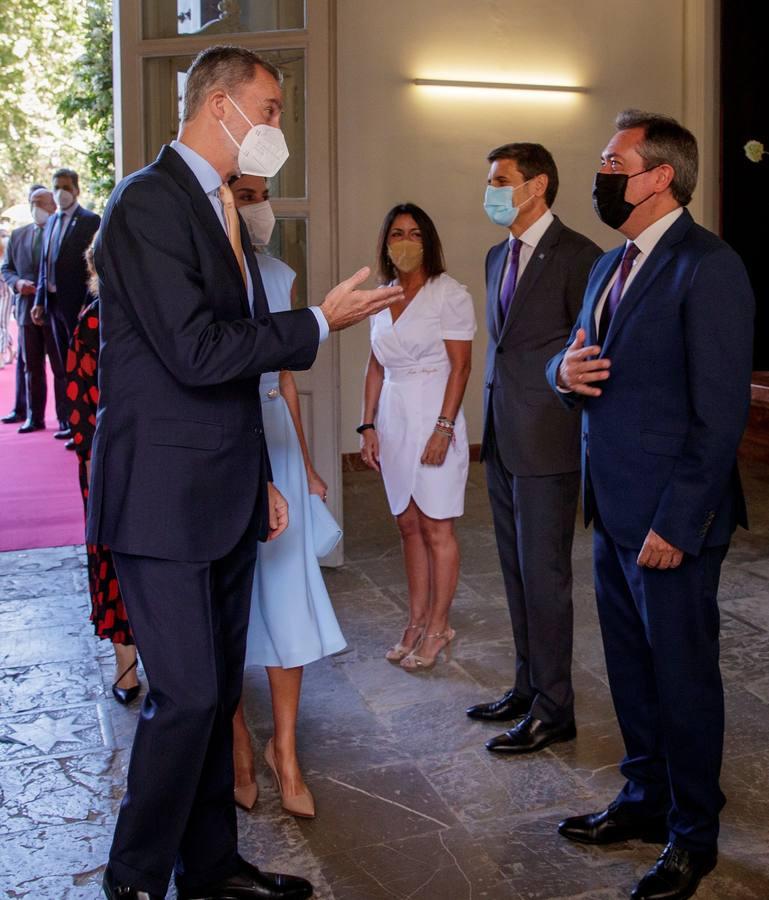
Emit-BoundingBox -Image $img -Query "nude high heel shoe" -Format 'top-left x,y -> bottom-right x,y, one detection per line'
385,624 -> 424,662
264,738 -> 316,819
233,746 -> 258,811
400,627 -> 456,672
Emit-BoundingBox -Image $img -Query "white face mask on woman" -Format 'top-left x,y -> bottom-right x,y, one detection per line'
239,200 -> 276,247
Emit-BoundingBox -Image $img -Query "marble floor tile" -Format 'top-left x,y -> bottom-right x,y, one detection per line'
2,460 -> 769,898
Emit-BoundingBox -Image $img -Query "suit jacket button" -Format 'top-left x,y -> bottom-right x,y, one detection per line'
259,316 -> 269,326
496,346 -> 504,355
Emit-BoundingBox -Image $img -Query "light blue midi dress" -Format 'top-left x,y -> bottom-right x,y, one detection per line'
244,253 -> 347,669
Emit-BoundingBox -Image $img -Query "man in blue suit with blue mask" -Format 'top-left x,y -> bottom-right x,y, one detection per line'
547,109 -> 754,900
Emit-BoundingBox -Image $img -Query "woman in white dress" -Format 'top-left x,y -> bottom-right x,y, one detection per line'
360,204 -> 476,671
230,175 -> 346,818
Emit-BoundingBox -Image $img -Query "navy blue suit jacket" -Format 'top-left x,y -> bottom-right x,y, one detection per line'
546,209 -> 754,556
34,204 -> 100,329
87,145 -> 319,561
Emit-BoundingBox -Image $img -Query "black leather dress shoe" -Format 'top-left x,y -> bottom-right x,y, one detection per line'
1,411 -> 23,424
102,864 -> 163,899
176,858 -> 313,899
53,426 -> 71,440
466,688 -> 531,722
558,806 -> 669,845
485,715 -> 576,754
631,842 -> 717,899
65,438 -> 77,450
18,419 -> 45,433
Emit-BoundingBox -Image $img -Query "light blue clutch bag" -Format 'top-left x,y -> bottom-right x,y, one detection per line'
309,494 -> 343,557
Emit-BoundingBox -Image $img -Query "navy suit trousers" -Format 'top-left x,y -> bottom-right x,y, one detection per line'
110,509 -> 260,895
593,511 -> 727,852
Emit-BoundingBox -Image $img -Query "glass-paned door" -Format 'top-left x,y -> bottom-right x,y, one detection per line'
113,0 -> 342,562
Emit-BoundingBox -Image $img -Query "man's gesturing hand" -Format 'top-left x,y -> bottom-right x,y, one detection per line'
557,328 -> 611,397
320,267 -> 404,332
266,482 -> 289,541
637,529 -> 684,569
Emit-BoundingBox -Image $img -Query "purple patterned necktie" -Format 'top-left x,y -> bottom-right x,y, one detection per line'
598,241 -> 640,342
498,237 -> 522,320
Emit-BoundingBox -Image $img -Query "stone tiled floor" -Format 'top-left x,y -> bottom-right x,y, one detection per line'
2,461 -> 769,899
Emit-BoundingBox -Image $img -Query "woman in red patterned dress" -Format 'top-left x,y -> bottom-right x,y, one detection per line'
66,252 -> 141,704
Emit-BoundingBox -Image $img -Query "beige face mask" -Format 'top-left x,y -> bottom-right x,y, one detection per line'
387,240 -> 424,273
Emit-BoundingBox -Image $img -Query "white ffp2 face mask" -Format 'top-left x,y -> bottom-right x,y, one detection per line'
220,94 -> 289,178
240,200 -> 276,247
54,188 -> 75,211
32,206 -> 51,226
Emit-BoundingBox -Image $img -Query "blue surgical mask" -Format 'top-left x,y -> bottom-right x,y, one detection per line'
483,180 -> 534,227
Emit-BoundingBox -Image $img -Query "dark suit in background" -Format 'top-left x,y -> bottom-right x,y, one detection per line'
546,208 -> 754,852
482,215 -> 601,725
33,204 -> 100,424
89,145 -> 320,895
2,222 -> 57,426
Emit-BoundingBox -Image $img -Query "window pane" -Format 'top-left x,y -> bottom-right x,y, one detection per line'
142,50 -> 306,198
142,0 -> 305,39
259,218 -> 308,309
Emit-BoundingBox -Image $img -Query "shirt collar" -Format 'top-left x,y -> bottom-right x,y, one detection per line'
170,139 -> 223,196
629,206 -> 684,257
510,208 -> 554,250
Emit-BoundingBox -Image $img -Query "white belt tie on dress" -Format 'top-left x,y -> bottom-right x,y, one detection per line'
384,364 -> 450,384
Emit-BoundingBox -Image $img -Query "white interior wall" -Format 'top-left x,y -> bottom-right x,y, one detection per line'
334,0 -> 714,453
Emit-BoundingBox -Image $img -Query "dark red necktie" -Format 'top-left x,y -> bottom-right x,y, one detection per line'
598,241 -> 640,342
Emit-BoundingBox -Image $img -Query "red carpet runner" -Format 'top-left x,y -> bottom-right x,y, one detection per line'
0,323 -> 84,551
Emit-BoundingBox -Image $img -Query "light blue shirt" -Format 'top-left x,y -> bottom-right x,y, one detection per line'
169,140 -> 327,341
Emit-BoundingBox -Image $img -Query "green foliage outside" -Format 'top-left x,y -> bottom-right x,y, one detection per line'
0,0 -> 114,215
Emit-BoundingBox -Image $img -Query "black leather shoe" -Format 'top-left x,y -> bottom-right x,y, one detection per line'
631,842 -> 717,899
18,419 -> 45,433
466,688 -> 531,722
112,659 -> 141,705
102,864 -> 163,899
1,411 -> 23,424
485,715 -> 576,754
54,426 -> 71,439
176,858 -> 313,899
558,805 -> 669,845
65,438 -> 77,450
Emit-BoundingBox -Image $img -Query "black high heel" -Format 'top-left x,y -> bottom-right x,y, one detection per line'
112,659 -> 141,705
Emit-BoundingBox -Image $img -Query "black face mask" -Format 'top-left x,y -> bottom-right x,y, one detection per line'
592,167 -> 658,229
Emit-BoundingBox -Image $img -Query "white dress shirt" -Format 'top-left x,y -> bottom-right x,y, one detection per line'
593,207 -> 684,330
500,208 -> 555,296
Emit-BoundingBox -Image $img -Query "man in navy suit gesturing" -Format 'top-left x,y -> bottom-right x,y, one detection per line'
547,110 -> 754,900
93,47 -> 402,900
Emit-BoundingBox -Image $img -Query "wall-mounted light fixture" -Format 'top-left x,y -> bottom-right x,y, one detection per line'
412,78 -> 588,94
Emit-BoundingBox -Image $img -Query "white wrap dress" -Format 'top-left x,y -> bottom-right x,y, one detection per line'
370,273 -> 476,519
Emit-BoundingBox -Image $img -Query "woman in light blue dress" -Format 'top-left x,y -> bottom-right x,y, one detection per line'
231,175 -> 346,819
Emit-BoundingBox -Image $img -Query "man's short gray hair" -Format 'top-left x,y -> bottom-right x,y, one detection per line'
615,109 -> 698,206
182,45 -> 282,123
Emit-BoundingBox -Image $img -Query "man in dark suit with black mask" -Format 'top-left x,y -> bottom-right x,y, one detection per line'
547,110 -> 754,900
31,167 -> 100,441
94,46 -> 402,900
